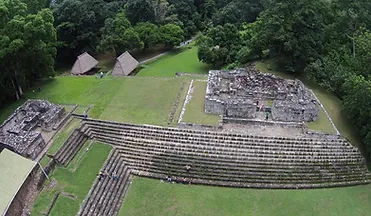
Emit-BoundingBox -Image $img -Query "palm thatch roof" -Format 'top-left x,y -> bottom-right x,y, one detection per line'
112,51 -> 139,76
71,52 -> 99,75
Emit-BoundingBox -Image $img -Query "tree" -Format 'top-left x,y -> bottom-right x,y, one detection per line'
53,0 -> 111,64
98,12 -> 144,56
258,0 -> 330,72
200,0 -> 217,19
168,0 -> 200,38
238,20 -> 265,63
125,0 -> 156,25
159,24 -> 184,46
0,0 -> 56,102
23,0 -> 49,13
213,0 -> 268,26
342,75 -> 371,156
196,23 -> 241,65
134,22 -> 160,49
329,0 -> 371,57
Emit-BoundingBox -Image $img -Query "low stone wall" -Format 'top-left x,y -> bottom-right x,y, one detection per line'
222,117 -> 305,128
204,98 -> 225,115
177,122 -> 222,131
175,72 -> 208,77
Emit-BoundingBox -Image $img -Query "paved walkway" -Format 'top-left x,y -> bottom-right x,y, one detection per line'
139,38 -> 194,64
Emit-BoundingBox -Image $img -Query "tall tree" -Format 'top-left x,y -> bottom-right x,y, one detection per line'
125,0 -> 156,25
258,0 -> 329,72
168,0 -> 200,38
196,23 -> 241,65
98,12 -> 144,56
159,24 -> 184,47
0,0 -> 56,102
53,0 -> 111,64
134,22 -> 160,49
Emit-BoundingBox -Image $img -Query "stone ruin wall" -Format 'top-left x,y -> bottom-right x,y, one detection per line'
0,100 -> 66,159
205,65 -> 319,122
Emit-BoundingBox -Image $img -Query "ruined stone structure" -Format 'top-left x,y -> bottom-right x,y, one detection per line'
0,100 -> 66,159
205,65 -> 318,122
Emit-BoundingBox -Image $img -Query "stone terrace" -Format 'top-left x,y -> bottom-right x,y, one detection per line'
80,118 -> 371,189
0,100 -> 66,159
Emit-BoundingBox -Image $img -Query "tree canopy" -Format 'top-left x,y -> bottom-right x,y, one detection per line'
98,11 -> 144,56
0,0 -> 57,103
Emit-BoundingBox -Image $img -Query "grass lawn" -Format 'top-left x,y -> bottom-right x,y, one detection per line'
31,142 -> 111,216
307,104 -> 336,134
120,177 -> 371,216
99,77 -> 185,126
137,46 -> 212,77
0,76 -> 123,123
182,81 -> 220,125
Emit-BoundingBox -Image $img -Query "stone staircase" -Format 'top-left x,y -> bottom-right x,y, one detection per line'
54,128 -> 88,166
78,149 -> 131,216
80,118 -> 371,189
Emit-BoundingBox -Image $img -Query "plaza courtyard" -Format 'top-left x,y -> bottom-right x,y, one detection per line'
1,45 -> 371,216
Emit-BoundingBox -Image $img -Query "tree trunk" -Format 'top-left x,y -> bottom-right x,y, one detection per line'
12,64 -> 23,97
18,85 -> 23,96
352,36 -> 356,58
11,78 -> 20,100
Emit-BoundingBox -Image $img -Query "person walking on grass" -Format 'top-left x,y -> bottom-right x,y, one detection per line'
83,110 -> 88,120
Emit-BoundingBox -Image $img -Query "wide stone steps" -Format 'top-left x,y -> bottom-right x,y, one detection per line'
116,153 -> 369,182
85,126 -> 356,152
126,160 -> 369,186
89,130 -> 359,160
80,119 -> 371,189
131,170 -> 371,189
78,149 -> 131,216
54,129 -> 88,166
104,137 -> 365,168
111,145 -> 367,174
89,136 -> 371,187
82,121 -> 350,146
92,133 -> 363,162
82,119 -> 343,142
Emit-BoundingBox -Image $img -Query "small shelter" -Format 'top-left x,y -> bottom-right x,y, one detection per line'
112,51 -> 139,76
71,52 -> 99,75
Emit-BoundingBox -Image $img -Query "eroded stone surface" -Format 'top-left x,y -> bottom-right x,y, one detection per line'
205,65 -> 318,122
0,99 -> 66,159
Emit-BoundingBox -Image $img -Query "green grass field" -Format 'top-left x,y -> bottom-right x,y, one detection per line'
182,81 -> 220,125
120,177 -> 371,216
31,143 -> 111,216
99,77 -> 185,125
0,76 -> 188,126
137,46 -> 212,77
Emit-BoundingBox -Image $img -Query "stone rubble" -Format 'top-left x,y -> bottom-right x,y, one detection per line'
0,99 -> 66,159
205,65 -> 318,122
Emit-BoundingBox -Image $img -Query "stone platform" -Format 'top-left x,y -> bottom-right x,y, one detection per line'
205,65 -> 318,122
0,100 -> 66,159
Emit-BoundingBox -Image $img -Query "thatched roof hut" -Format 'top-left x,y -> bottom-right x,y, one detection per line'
71,52 -> 99,75
112,51 -> 139,76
